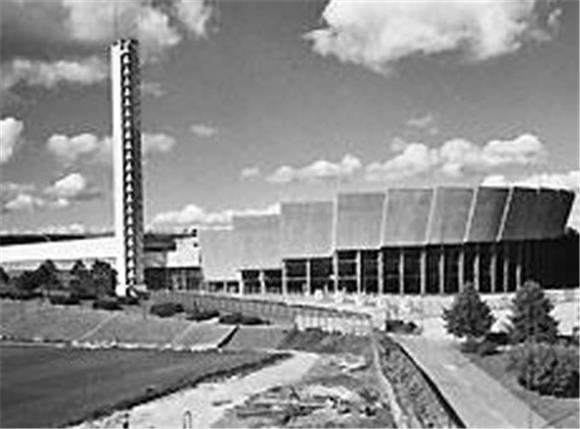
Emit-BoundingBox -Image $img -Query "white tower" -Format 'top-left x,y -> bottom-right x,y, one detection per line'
111,39 -> 145,296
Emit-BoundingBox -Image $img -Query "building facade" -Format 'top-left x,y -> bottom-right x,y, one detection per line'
200,186 -> 578,296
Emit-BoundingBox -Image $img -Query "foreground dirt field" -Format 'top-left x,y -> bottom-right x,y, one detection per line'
0,344 -> 279,428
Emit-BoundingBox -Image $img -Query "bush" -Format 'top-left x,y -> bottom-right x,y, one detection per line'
385,319 -> 419,334
485,331 -> 511,346
0,288 -> 41,300
508,343 -> 579,397
186,308 -> 219,322
219,312 -> 268,325
49,294 -> 81,306
476,339 -> 498,356
509,280 -> 558,344
118,295 -> 140,306
149,302 -> 184,318
92,298 -> 123,311
442,283 -> 494,342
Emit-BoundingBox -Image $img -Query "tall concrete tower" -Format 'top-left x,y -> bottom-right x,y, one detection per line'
111,39 -> 145,296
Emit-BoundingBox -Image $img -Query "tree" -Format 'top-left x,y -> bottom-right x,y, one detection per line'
91,260 -> 117,297
70,260 -> 94,298
442,282 -> 495,342
0,266 -> 10,286
35,260 -> 62,291
509,280 -> 558,344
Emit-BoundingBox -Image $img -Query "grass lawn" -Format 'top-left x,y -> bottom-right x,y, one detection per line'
0,344 -> 285,428
469,351 -> 579,428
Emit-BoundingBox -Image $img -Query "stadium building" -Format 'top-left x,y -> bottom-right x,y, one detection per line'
200,187 -> 578,296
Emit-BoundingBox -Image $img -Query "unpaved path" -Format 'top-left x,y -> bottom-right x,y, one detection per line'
72,352 -> 319,429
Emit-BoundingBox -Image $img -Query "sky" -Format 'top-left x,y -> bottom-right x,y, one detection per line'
0,0 -> 578,233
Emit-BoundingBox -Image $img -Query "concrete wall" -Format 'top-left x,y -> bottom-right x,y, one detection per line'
199,228 -> 239,280
428,188 -> 474,244
382,189 -> 433,246
466,187 -> 509,242
335,192 -> 385,249
281,202 -> 334,258
234,215 -> 281,269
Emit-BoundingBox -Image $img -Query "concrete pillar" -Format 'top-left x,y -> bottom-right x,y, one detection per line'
490,243 -> 497,293
282,264 -> 288,296
356,250 -> 362,295
438,247 -> 445,294
333,252 -> 340,293
307,260 -> 313,295
239,275 -> 245,296
473,244 -> 480,292
420,249 -> 427,295
515,241 -> 523,289
259,270 -> 266,295
378,250 -> 385,295
503,242 -> 510,292
398,248 -> 405,295
458,248 -> 464,291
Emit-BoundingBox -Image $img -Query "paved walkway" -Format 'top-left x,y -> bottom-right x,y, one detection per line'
393,335 -> 547,429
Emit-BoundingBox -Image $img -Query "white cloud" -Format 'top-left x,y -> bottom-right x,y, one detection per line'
191,123 -> 218,138
1,57 -> 107,90
47,131 -> 177,164
267,154 -> 361,184
142,133 -> 177,154
61,0 -> 212,60
406,113 -> 438,135
368,133 -> 546,181
45,172 -> 100,201
3,193 -> 46,212
482,170 -> 580,191
0,117 -> 24,163
176,0 -> 213,37
151,203 -> 280,228
366,143 -> 438,182
241,166 -> 261,179
306,0 -> 555,74
141,81 -> 164,97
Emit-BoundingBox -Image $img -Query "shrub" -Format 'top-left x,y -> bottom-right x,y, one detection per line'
186,308 -> 219,322
219,312 -> 268,325
149,302 -> 184,318
508,343 -> 579,397
509,280 -> 558,344
92,298 -> 123,311
49,294 -> 81,306
476,339 -> 498,356
385,319 -> 420,334
442,283 -> 494,342
0,288 -> 41,300
118,295 -> 140,306
485,331 -> 511,346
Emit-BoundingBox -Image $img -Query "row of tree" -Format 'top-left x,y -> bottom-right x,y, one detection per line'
0,259 -> 116,299
443,279 -> 559,344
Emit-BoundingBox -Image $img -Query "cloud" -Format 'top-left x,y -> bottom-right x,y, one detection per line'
3,193 -> 46,212
406,113 -> 439,135
366,143 -> 438,182
142,133 -> 177,154
141,81 -> 164,97
306,0 -> 556,74
267,154 -> 361,184
151,203 -> 280,228
61,0 -> 212,59
46,131 -> 177,164
241,166 -> 261,180
45,172 -> 101,201
366,133 -> 546,181
1,57 -> 107,90
0,117 -> 24,163
190,123 -> 218,138
482,170 -> 580,191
